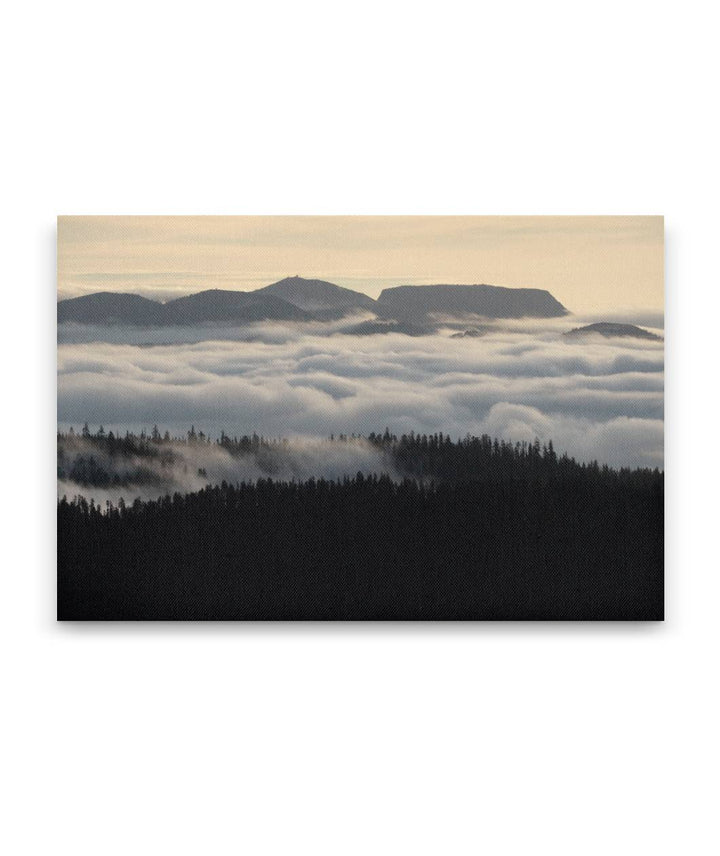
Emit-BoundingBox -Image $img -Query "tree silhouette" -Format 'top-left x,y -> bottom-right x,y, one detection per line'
57,425 -> 663,621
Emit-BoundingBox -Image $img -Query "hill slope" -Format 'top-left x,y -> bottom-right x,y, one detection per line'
163,289 -> 312,323
563,322 -> 662,341
256,276 -> 377,317
57,292 -> 168,325
58,289 -> 313,326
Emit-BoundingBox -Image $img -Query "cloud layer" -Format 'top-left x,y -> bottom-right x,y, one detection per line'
58,320 -> 664,470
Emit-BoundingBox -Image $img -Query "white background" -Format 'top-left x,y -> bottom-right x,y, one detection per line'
2,2 -> 718,854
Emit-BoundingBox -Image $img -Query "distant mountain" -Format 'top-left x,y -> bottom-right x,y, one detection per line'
256,276 -> 377,318
450,327 -> 491,339
563,322 -> 662,341
57,292 -> 169,325
163,289 -> 312,324
58,279 -> 571,329
377,284 -> 568,319
58,289 -> 312,327
341,319 -> 429,337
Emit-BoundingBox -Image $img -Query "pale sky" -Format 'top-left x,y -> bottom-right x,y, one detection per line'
58,216 -> 664,314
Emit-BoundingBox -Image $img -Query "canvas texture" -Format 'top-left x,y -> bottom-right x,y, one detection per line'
57,216 -> 664,620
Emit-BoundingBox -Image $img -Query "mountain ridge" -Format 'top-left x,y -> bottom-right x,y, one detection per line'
378,283 -> 569,319
58,277 -> 571,326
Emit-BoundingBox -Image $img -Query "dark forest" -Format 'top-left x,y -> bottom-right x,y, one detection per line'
57,428 -> 663,620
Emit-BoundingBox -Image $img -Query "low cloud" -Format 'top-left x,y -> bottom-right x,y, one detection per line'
58,320 -> 664,470
58,436 -> 399,505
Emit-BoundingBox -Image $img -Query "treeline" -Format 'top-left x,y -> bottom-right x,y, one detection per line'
59,423 -> 279,454
58,425 -> 661,487
57,428 -> 663,620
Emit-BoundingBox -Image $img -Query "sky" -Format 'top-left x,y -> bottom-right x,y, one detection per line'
58,216 -> 664,315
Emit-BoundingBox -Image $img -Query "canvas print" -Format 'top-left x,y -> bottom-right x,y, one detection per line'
57,216 -> 664,620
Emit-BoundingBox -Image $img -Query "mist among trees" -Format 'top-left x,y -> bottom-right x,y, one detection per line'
58,427 -> 663,620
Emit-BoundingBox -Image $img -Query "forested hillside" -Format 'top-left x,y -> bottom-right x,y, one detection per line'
57,428 -> 663,620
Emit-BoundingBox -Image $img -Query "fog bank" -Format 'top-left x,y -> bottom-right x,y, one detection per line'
58,436 -> 399,505
58,317 -> 664,471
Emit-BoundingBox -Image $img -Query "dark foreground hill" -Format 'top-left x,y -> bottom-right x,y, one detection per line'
563,322 -> 663,341
57,429 -> 663,621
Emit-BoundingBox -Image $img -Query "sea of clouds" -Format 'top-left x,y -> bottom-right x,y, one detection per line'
58,315 -> 664,489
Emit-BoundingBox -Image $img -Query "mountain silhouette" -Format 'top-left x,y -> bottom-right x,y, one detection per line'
58,279 -> 572,327
256,276 -> 377,318
58,288 -> 312,326
377,284 -> 569,319
57,292 -> 169,325
162,289 -> 312,324
563,322 -> 662,341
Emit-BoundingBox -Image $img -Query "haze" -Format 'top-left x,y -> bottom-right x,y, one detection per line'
58,216 -> 663,315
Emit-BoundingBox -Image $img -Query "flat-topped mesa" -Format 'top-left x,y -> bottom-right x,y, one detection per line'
377,284 -> 569,319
